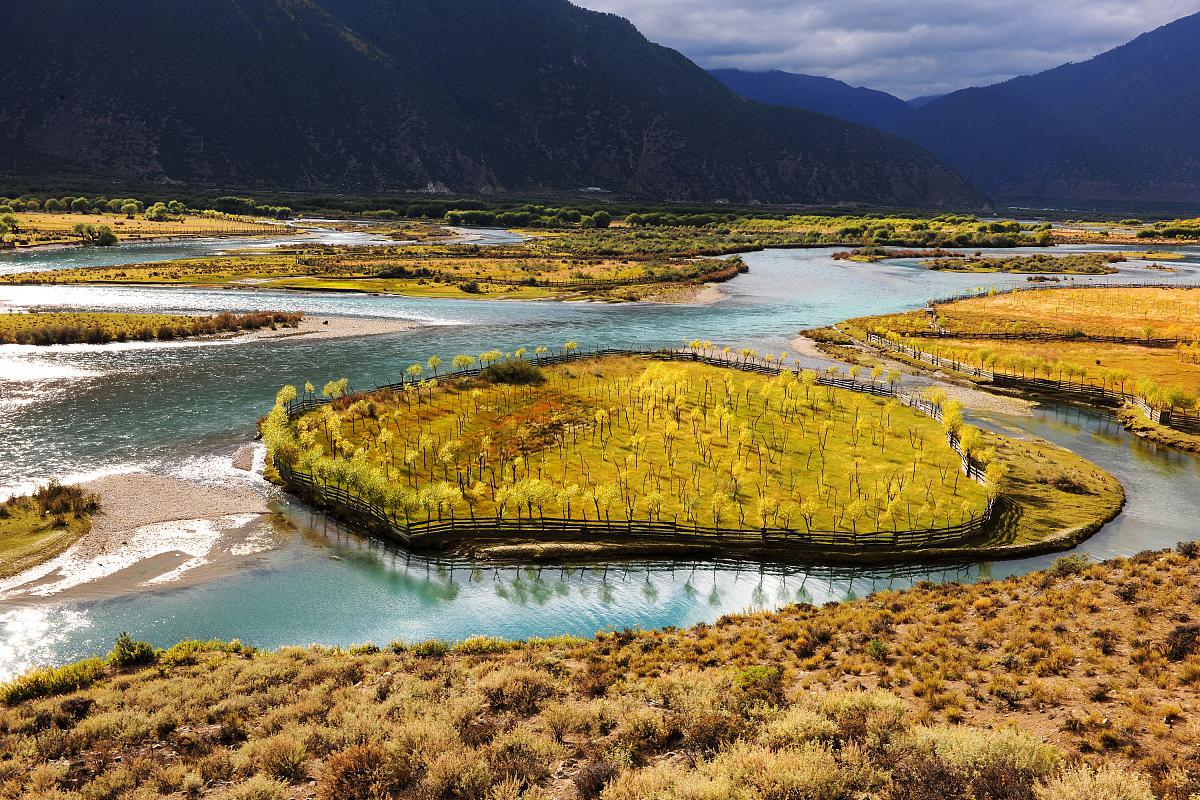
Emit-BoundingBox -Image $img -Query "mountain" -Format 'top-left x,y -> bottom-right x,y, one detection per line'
897,12 -> 1200,204
906,95 -> 943,109
0,0 -> 982,207
710,69 -> 913,135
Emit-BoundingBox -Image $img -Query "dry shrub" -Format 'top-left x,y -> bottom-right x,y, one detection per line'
420,747 -> 495,800
602,742 -> 865,800
229,773 -> 288,800
711,742 -> 864,799
734,665 -> 785,708
254,732 -> 309,782
1164,624 -> 1200,661
814,690 -> 909,748
540,700 -> 595,742
760,706 -> 840,749
573,759 -> 619,799
487,728 -> 560,787
478,666 -> 556,714
615,707 -> 676,763
889,726 -> 1061,800
318,743 -> 416,800
1034,765 -> 1154,800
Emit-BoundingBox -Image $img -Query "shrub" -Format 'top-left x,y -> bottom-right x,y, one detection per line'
760,707 -> 840,749
889,726 -> 1061,800
229,773 -> 288,800
815,690 -> 909,746
107,632 -> 158,668
482,360 -> 545,385
409,639 -> 451,657
488,728 -> 559,786
615,707 -> 676,762
1178,540 -> 1199,558
0,657 -> 106,704
420,747 -> 495,799
1164,624 -> 1200,661
734,665 -> 784,707
479,666 -> 556,714
257,733 -> 309,782
34,480 -> 100,517
452,635 -> 514,655
318,744 -> 416,800
574,760 -> 619,799
1034,765 -> 1154,800
1048,554 -> 1089,578
160,638 -> 255,666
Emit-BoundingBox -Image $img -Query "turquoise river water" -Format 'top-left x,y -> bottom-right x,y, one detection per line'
0,233 -> 1197,677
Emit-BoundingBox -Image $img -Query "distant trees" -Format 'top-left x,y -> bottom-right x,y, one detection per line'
72,223 -> 117,246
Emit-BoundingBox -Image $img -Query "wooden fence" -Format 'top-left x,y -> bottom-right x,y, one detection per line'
928,281 -> 1200,308
864,333 -> 1200,434
896,330 -> 1190,350
865,333 -> 995,379
278,348 -> 996,555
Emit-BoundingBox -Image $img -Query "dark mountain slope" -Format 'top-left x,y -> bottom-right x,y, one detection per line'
0,0 -> 983,206
898,12 -> 1200,203
710,69 -> 914,134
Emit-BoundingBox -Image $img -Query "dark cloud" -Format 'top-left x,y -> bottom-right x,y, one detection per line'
576,0 -> 1200,98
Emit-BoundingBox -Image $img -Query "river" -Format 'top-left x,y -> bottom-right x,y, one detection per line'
0,235 -> 1197,677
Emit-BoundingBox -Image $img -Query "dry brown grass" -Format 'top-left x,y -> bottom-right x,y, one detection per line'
4,545 -> 1200,798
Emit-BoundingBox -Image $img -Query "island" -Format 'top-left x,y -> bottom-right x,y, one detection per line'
262,350 -> 1122,562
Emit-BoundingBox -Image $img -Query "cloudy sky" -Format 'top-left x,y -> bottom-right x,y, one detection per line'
577,0 -> 1200,98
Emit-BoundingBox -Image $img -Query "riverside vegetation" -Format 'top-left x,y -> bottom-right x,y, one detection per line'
0,311 -> 304,345
262,352 -> 1121,557
0,233 -> 751,302
0,214 -> 1059,303
831,250 -> 1124,274
0,482 -> 99,579
7,544 -> 1200,798
0,201 -> 280,249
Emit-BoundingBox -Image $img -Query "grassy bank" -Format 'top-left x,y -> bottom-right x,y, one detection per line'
0,311 -> 303,345
0,482 -> 98,579
1,211 -> 278,248
873,287 -> 1200,341
852,287 -> 1200,412
7,545 -> 1200,798
921,252 -> 1123,274
843,287 -> 1200,453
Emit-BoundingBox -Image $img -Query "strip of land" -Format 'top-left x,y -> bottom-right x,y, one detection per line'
0,474 -> 272,600
0,310 -> 303,345
836,286 -> 1200,452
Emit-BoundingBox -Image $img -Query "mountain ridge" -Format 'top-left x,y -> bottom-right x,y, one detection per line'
709,68 -> 913,134
895,11 -> 1200,203
709,13 -> 1200,205
0,0 -> 985,208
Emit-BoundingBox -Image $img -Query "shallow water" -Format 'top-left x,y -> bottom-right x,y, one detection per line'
0,242 -> 1198,677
